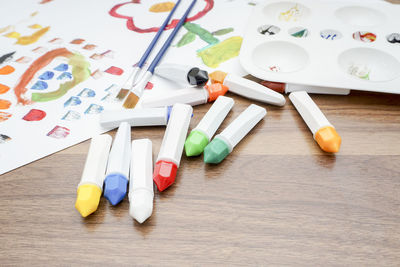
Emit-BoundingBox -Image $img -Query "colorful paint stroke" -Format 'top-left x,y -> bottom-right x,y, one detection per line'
91,69 -> 104,79
32,47 -> 48,53
16,26 -> 50,45
56,72 -> 72,80
197,36 -> 242,68
31,81 -> 48,90
145,82 -> 153,90
0,111 -> 12,122
22,109 -> 46,121
149,2 -> 175,13
29,24 -> 42,29
38,71 -> 54,80
48,38 -> 63,44
78,88 -> 95,97
279,4 -> 301,22
348,64 -> 370,80
70,38 -> 85,44
64,96 -> 81,107
176,31 -> 196,47
0,52 -> 16,64
269,65 -> 281,72
257,25 -> 280,36
105,66 -> 123,75
0,84 -> 10,94
83,44 -> 97,50
212,28 -> 234,36
320,29 -> 342,40
13,48 -> 90,105
54,63 -> 68,71
104,84 -> 119,92
15,56 -> 32,64
62,110 -> 81,121
4,32 -> 20,38
40,0 -> 54,4
90,50 -> 114,60
353,31 -> 376,43
0,134 -> 11,144
387,33 -> 400,44
0,65 -> 15,75
289,27 -> 309,38
0,99 -> 11,109
184,23 -> 219,45
47,126 -> 70,139
84,104 -> 103,114
109,0 -> 214,33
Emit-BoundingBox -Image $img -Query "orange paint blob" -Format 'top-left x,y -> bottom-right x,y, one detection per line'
0,84 -> 10,94
0,111 -> 12,122
0,65 -> 15,75
149,2 -> 175,12
0,99 -> 11,109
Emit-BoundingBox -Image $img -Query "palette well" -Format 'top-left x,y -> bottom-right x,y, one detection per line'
239,0 -> 400,94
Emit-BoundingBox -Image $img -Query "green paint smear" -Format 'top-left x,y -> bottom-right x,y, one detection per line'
31,53 -> 90,102
184,22 -> 219,45
198,36 -> 243,68
212,28 -> 234,36
176,31 -> 196,47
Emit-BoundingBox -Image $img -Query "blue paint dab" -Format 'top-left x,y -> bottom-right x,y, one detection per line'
62,110 -> 81,120
39,71 -> 54,80
31,81 -> 48,90
57,72 -> 72,80
54,63 -> 68,71
64,96 -> 81,107
85,104 -> 104,114
78,88 -> 95,98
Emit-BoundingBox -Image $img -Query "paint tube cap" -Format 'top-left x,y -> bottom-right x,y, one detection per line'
153,160 -> 177,191
187,68 -> 209,86
203,137 -> 231,164
209,70 -> 228,84
75,184 -> 102,217
104,173 -> 129,205
205,83 -> 229,102
260,80 -> 286,94
184,130 -> 209,157
129,190 -> 153,224
314,126 -> 341,153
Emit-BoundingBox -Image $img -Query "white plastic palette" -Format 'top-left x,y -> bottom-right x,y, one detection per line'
240,0 -> 400,94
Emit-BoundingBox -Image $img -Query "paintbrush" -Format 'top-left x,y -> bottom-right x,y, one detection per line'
116,0 -> 182,100
123,0 -> 198,109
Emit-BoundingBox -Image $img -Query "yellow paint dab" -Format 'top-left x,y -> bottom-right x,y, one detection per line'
29,24 -> 42,29
0,65 -> 15,75
31,11 -> 39,17
0,84 -> 10,94
198,36 -> 243,68
16,26 -> 50,45
4,31 -> 20,38
149,2 -> 175,13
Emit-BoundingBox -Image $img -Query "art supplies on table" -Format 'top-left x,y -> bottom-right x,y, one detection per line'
185,96 -> 234,157
239,0 -> 400,94
204,104 -> 267,164
153,103 -> 193,192
123,0 -> 198,109
75,134 -> 112,217
209,70 -> 286,106
99,107 -> 173,128
260,81 -> 351,95
129,139 -> 154,224
141,83 -> 228,108
104,122 -> 131,206
154,63 -> 209,87
116,0 -> 183,100
289,91 -> 341,153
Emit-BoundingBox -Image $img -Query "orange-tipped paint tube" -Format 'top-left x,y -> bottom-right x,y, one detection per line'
289,91 -> 341,153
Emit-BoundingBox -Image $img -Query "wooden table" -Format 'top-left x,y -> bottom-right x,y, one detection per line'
1,88 -> 399,265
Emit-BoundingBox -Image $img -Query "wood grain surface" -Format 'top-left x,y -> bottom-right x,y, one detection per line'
1,89 -> 400,266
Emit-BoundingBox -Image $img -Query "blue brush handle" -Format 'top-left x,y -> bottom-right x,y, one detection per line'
148,0 -> 197,74
137,0 -> 182,68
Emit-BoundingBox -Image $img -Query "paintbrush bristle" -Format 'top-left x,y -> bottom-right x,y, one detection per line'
123,92 -> 140,109
116,88 -> 130,100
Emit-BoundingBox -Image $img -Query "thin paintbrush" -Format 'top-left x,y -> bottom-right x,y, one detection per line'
123,0 -> 198,109
116,0 -> 182,100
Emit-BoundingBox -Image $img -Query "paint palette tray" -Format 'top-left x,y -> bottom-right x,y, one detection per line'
239,0 -> 400,94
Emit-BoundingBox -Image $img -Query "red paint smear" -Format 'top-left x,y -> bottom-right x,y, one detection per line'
13,48 -> 73,105
109,0 -> 214,33
23,109 -> 46,121
0,111 -> 12,122
145,81 -> 153,90
39,0 -> 53,4
70,38 -> 85,44
47,125 -> 70,138
105,66 -> 124,75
